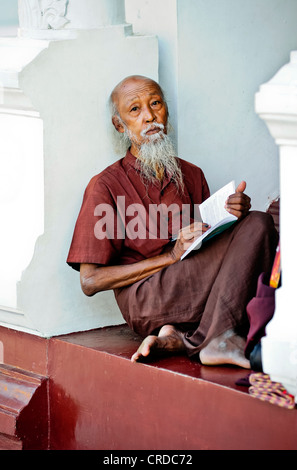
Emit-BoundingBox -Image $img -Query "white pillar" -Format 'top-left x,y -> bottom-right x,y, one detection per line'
255,51 -> 297,399
0,0 -> 158,337
18,0 -> 126,38
65,0 -> 126,28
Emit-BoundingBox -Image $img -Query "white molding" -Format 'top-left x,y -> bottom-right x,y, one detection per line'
0,322 -> 48,338
0,307 -> 51,338
18,0 -> 69,31
256,113 -> 297,146
0,306 -> 29,330
17,0 -> 127,38
18,27 -> 77,40
0,87 -> 40,117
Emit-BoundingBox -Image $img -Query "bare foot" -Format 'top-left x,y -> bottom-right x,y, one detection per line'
199,329 -> 250,369
131,325 -> 185,362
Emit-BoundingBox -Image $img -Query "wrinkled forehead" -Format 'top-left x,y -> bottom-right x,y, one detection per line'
112,76 -> 165,111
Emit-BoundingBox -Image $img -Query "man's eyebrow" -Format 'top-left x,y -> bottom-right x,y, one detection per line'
125,96 -> 139,105
125,92 -> 162,106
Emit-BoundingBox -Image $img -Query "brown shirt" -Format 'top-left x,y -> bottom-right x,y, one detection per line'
67,150 -> 210,270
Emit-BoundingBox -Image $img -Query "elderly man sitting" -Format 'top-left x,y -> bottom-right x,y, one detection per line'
67,75 -> 278,368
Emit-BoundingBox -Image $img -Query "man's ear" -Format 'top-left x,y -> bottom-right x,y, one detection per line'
112,116 -> 125,134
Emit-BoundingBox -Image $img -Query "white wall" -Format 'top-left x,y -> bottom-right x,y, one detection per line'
125,0 -> 179,146
0,114 -> 43,308
0,24 -> 159,337
126,0 -> 297,210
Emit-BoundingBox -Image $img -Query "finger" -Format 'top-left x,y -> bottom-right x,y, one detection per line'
226,195 -> 251,212
227,195 -> 251,207
226,204 -> 250,219
179,223 -> 209,240
183,227 -> 208,240
186,221 -> 207,233
180,239 -> 202,251
235,180 -> 246,193
226,208 -> 245,219
226,203 -> 245,213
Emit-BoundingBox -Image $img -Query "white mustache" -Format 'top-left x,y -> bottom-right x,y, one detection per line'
140,123 -> 165,137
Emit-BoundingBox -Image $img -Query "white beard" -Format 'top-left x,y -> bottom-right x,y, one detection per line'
119,122 -> 184,190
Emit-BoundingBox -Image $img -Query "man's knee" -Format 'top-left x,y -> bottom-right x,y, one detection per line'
245,210 -> 277,234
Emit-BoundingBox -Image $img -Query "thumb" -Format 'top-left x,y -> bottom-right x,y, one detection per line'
235,180 -> 246,193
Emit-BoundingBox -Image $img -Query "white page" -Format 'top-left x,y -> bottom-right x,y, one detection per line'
181,181 -> 237,260
199,180 -> 236,226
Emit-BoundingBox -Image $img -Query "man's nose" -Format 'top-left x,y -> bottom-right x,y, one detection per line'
143,105 -> 156,122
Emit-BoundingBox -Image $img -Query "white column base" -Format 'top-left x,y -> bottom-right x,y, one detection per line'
256,51 -> 297,400
262,335 -> 297,402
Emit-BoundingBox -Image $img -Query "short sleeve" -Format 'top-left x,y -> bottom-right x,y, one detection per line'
67,175 -> 124,271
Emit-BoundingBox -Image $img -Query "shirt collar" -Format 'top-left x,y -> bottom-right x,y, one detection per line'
123,148 -> 138,170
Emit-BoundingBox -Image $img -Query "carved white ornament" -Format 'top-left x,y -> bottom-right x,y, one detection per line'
18,0 -> 69,30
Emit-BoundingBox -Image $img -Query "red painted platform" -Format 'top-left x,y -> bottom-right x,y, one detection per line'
0,323 -> 296,450
0,364 -> 48,450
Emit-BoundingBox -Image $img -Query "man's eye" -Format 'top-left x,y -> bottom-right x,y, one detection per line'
130,106 -> 139,112
152,101 -> 160,106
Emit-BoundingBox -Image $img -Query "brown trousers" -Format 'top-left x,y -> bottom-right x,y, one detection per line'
114,211 -> 278,357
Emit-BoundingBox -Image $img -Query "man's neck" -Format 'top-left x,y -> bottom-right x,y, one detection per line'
129,143 -> 140,158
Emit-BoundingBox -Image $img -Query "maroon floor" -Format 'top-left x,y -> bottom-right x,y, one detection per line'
1,323 -> 297,450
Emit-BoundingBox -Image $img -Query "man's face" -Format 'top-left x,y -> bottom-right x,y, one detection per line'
113,77 -> 168,156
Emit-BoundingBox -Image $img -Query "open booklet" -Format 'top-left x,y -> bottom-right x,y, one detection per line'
181,181 -> 237,260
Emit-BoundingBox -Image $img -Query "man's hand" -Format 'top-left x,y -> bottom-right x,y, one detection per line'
171,222 -> 210,261
225,180 -> 251,219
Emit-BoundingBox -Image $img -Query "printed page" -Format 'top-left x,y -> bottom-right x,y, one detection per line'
199,181 -> 236,226
181,181 -> 237,260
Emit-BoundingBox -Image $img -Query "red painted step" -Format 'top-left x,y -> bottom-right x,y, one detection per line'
0,364 -> 48,450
